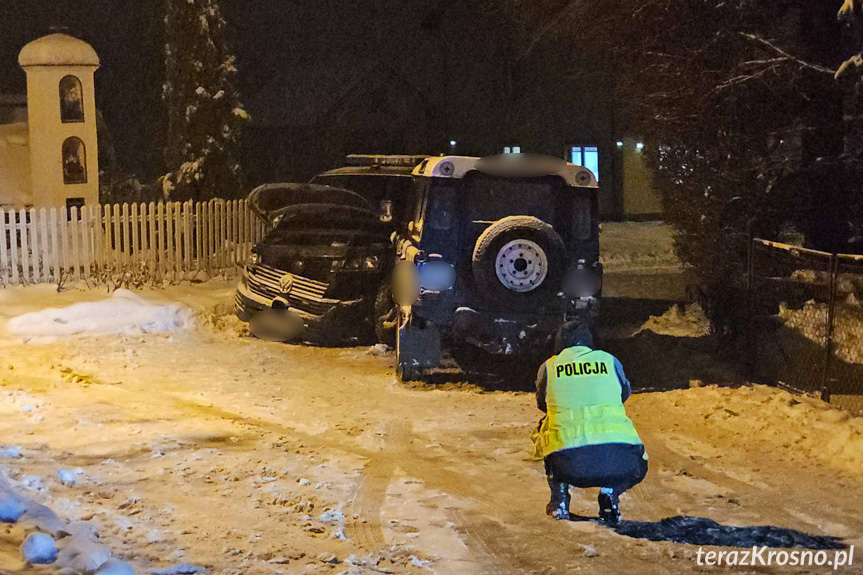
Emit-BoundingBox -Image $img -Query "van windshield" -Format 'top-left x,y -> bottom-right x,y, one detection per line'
311,174 -> 412,205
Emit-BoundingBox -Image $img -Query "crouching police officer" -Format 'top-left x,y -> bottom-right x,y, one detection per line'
533,322 -> 647,524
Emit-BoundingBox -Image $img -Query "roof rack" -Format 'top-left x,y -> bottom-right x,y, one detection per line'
345,154 -> 432,167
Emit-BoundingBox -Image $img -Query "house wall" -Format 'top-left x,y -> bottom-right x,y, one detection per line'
0,122 -> 31,207
621,138 -> 662,218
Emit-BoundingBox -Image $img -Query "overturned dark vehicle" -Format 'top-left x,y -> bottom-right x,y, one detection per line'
234,183 -> 392,344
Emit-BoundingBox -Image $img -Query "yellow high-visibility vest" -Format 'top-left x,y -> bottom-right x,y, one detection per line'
534,346 -> 643,459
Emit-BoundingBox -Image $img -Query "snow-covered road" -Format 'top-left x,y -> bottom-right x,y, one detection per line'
1,280 -> 862,574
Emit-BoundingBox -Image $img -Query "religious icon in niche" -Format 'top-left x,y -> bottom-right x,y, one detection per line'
59,75 -> 85,123
62,137 -> 87,184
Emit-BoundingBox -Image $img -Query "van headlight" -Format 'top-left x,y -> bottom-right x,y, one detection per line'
345,255 -> 380,270
247,253 -> 260,266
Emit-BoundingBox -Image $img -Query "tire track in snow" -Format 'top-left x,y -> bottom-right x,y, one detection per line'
345,419 -> 412,553
161,387 -> 837,570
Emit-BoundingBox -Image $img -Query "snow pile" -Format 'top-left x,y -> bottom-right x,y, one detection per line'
656,385 -> 863,474
1,473 -> 128,572
195,302 -> 248,337
0,446 -> 23,459
0,488 -> 27,522
21,532 -> 57,564
57,468 -> 84,486
57,535 -> 113,573
151,564 -> 205,575
5,289 -> 194,340
95,558 -> 136,575
636,304 -> 710,338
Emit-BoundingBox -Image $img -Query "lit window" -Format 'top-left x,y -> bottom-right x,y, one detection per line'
62,137 -> 87,184
569,146 -> 599,181
59,76 -> 84,123
503,145 -> 521,154
503,146 -> 511,154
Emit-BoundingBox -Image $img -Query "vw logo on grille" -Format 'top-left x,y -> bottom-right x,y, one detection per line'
279,273 -> 295,293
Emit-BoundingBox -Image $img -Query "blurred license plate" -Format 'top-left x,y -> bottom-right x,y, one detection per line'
249,309 -> 304,342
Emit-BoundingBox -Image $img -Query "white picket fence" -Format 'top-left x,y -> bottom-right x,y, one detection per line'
0,200 -> 267,286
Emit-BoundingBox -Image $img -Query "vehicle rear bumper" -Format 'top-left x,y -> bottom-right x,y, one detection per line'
450,307 -> 561,356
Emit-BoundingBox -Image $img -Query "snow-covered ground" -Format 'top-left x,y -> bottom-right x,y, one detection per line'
1,226 -> 862,574
600,221 -> 680,272
599,221 -> 691,304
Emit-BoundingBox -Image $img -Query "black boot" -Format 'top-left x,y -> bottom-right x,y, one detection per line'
546,479 -> 571,520
598,488 -> 620,525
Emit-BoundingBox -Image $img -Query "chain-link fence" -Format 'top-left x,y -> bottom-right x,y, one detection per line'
827,254 -> 863,415
748,239 -> 863,415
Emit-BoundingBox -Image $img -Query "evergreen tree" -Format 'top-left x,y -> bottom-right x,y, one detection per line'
162,0 -> 249,201
838,0 -> 863,248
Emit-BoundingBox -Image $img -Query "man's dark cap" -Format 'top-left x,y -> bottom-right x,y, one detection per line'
555,322 -> 594,353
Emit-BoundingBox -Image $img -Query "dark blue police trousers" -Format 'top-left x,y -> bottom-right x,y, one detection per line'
544,443 -> 648,494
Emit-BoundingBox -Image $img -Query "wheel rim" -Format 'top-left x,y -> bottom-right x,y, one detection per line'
494,239 -> 548,293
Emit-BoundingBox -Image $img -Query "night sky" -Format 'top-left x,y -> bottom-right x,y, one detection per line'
0,1 -> 446,179
0,1 -> 165,177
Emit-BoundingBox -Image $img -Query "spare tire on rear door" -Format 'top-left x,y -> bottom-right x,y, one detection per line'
472,216 -> 565,309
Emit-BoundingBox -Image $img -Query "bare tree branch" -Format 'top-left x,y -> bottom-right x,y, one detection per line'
523,0 -> 586,58
739,32 -> 836,76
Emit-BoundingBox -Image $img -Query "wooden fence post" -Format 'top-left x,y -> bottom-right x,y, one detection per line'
9,210 -> 19,284
19,209 -> 30,284
183,201 -> 192,276
71,206 -> 82,280
174,202 -> 183,279
0,208 -> 8,285
121,203 -> 130,272
205,200 -> 214,276
195,202 -> 203,273
165,202 -> 174,279
111,204 -> 121,277
38,208 -> 48,281
27,208 -> 39,283
131,203 -> 140,274
49,208 -> 59,281
79,206 -> 90,280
